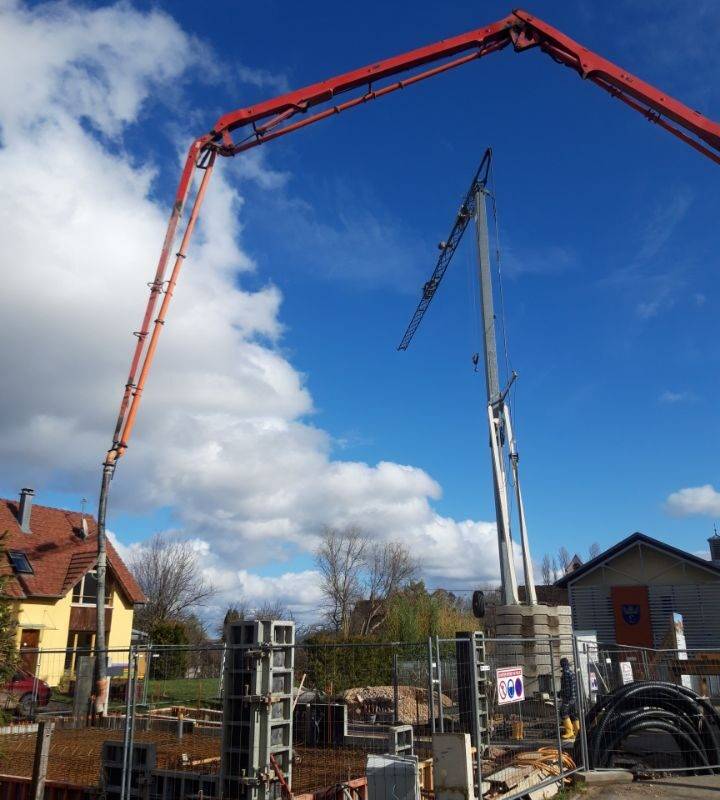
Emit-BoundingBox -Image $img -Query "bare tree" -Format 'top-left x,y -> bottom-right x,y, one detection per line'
315,526 -> 366,636
218,602 -> 250,639
218,599 -> 293,639
551,556 -> 559,583
557,546 -> 571,574
358,541 -> 417,635
255,600 -> 293,620
588,542 -> 601,560
541,554 -> 553,586
130,534 -> 216,631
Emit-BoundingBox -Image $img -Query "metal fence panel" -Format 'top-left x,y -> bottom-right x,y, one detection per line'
4,636 -> 720,800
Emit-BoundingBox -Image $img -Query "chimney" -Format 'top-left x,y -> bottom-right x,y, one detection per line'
709,528 -> 720,567
18,488 -> 34,533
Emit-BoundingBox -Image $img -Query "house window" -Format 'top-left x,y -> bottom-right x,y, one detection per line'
71,570 -> 113,606
8,550 -> 33,574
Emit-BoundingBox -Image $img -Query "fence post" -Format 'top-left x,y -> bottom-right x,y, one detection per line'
572,636 -> 591,771
548,638 -> 564,780
120,645 -> 135,800
125,648 -> 139,800
427,637 -> 436,733
30,720 -> 54,800
392,652 -> 399,725
142,644 -> 151,707
435,636 -> 445,733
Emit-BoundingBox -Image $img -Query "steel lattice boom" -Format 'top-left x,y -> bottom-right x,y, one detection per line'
397,149 -> 492,350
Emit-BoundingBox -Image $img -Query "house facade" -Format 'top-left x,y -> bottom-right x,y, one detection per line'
555,531 -> 720,649
1,488 -> 145,685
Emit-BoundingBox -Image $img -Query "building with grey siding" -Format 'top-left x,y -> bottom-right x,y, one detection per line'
555,532 -> 720,649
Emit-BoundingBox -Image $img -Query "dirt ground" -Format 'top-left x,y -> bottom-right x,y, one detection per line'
0,725 -> 368,794
582,775 -> 720,799
0,727 -> 219,785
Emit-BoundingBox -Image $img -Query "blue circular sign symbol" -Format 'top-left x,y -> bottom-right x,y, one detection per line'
507,680 -> 515,698
515,677 -> 523,697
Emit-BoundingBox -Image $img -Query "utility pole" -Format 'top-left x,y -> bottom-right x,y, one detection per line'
474,189 -> 519,606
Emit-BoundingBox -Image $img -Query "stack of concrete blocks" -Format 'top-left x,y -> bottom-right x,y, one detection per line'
220,619 -> 295,800
101,740 -> 156,800
387,724 -> 414,756
102,741 -> 221,800
495,604 -> 573,696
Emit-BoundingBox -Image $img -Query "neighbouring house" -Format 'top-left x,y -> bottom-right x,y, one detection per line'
0,488 -> 145,685
555,531 -> 720,649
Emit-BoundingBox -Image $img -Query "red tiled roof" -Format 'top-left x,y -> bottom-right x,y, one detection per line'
0,498 -> 145,604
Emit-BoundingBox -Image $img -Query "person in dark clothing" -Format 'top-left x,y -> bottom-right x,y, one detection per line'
559,657 -> 580,738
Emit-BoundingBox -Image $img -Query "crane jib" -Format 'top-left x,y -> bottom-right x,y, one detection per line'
397,148 -> 492,351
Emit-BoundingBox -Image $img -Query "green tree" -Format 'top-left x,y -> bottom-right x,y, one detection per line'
0,532 -> 18,684
149,620 -> 189,680
302,632 -> 393,693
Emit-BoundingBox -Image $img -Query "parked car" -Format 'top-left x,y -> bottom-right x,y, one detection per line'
1,669 -> 51,718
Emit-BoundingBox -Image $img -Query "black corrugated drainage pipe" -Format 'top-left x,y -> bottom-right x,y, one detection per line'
579,681 -> 720,775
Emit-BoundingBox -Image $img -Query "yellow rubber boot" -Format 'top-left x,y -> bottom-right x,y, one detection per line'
572,719 -> 581,737
561,717 -> 575,740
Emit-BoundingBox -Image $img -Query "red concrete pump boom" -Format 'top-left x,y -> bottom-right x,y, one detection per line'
106,8 -> 720,473
92,7 -> 720,709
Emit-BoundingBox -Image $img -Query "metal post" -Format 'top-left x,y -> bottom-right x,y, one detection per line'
475,190 -> 518,606
393,653 -> 400,725
572,636 -> 591,771
470,634 -> 484,796
427,637 -> 436,733
142,645 -> 151,707
502,404 -> 537,604
435,636 -> 445,733
120,645 -> 134,800
548,639 -> 564,781
125,649 -> 139,800
641,648 -> 650,681
29,720 -> 54,800
218,641 -> 226,700
31,649 -> 41,719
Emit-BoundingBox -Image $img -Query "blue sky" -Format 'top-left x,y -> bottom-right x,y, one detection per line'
1,0 -> 718,618
168,0 -> 719,552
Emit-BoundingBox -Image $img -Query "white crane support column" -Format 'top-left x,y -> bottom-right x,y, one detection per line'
475,189 -> 519,606
487,405 -> 519,604
502,403 -> 537,605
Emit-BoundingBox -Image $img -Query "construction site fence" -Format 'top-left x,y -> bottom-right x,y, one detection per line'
3,637 -> 720,798
575,641 -> 720,776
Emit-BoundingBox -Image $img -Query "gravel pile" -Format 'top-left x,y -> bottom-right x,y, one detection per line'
341,685 -> 452,725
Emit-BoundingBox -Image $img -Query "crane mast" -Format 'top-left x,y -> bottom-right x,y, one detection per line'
398,151 -> 535,605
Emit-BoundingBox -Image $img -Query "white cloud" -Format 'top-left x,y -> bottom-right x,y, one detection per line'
502,244 -> 576,279
0,0 -> 510,624
235,65 -> 289,94
665,485 -> 720,517
659,390 -> 690,404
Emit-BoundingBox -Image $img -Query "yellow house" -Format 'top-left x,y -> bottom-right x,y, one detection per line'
1,488 -> 145,686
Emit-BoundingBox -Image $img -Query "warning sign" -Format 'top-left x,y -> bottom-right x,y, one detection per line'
497,666 -> 524,705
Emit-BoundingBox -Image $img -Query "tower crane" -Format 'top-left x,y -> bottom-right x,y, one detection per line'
92,9 -> 720,711
398,148 -> 533,607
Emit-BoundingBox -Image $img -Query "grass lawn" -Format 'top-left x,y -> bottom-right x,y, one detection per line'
49,677 -> 221,711
145,677 -> 220,707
